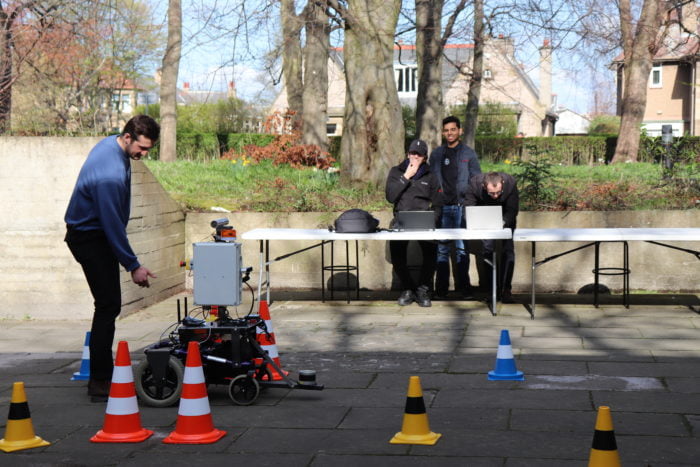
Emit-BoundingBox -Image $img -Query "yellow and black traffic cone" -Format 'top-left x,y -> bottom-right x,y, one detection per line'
588,406 -> 621,467
390,376 -> 441,445
0,382 -> 50,452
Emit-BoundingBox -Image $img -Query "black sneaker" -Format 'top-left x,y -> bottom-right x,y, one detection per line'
501,290 -> 516,303
415,286 -> 432,307
88,378 -> 111,402
398,290 -> 415,306
461,287 -> 476,300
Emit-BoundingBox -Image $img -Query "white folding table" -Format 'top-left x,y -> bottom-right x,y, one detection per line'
514,228 -> 700,318
241,228 -> 512,314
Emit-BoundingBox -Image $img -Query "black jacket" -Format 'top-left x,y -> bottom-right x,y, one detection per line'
428,143 -> 482,205
464,172 -> 519,230
385,159 -> 441,213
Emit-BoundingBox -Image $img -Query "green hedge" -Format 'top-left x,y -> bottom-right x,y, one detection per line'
475,135 -> 615,165
148,132 -> 275,161
148,132 -> 700,165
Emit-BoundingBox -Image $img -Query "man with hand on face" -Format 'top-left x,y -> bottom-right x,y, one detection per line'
464,171 -> 519,303
64,115 -> 160,402
429,115 -> 482,299
385,139 -> 441,307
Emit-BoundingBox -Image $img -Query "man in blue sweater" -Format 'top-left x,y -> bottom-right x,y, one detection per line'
429,116 -> 482,299
65,115 -> 160,401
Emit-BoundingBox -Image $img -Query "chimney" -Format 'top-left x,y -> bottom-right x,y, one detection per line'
539,39 -> 552,111
495,34 -> 514,59
227,81 -> 237,100
183,82 -> 190,91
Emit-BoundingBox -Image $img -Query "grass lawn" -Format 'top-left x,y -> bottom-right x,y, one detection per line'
144,159 -> 699,212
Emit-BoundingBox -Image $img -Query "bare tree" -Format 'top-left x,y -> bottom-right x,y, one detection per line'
462,0 -> 484,147
328,0 -> 404,185
301,1 -> 330,150
0,0 -> 64,133
160,0 -> 182,162
281,0 -> 304,129
611,0 -> 665,163
414,0 -> 467,150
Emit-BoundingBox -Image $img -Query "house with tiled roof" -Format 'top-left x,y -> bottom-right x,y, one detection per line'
270,35 -> 557,138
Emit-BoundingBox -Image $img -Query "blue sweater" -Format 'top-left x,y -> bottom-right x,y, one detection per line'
64,135 -> 140,272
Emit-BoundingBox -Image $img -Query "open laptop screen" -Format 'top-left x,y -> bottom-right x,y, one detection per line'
393,211 -> 436,231
465,206 -> 503,230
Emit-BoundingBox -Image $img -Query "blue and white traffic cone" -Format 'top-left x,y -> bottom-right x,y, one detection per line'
487,329 -> 524,381
71,331 -> 91,381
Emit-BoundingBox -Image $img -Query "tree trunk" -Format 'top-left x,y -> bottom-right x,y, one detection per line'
415,0 -> 444,151
612,0 -> 663,163
281,0 -> 304,130
0,9 -> 13,133
302,1 -> 330,151
159,0 -> 181,162
463,0 -> 484,148
340,0 -> 403,185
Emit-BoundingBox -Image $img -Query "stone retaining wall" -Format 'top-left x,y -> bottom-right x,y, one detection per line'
0,137 -> 185,320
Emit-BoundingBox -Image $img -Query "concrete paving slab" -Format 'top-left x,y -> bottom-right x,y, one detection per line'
312,453 -> 504,467
589,361 -> 700,377
1,293 -> 699,465
510,408 -> 690,436
592,390 -> 700,414
665,377 -> 700,393
434,388 -> 592,410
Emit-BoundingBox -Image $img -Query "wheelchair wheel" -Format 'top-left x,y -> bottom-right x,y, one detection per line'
135,356 -> 184,407
228,374 -> 260,406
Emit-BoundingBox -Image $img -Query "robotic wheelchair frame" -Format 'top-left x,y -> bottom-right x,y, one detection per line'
134,219 -> 323,407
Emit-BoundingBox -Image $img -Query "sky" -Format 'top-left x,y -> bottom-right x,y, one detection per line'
155,0 -> 614,115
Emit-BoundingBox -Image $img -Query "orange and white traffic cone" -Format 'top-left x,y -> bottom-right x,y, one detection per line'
254,300 -> 288,381
163,341 -> 226,444
91,341 -> 153,443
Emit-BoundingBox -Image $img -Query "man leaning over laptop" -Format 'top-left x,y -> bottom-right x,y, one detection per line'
464,172 -> 519,303
385,139 -> 442,307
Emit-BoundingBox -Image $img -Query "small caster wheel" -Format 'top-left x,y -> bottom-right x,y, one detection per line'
228,374 -> 260,405
135,356 -> 184,407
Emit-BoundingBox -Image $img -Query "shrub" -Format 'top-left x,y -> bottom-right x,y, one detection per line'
588,115 -> 620,135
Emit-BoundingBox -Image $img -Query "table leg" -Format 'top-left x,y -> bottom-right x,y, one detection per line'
594,242 -> 600,308
530,242 -> 536,319
491,249 -> 497,316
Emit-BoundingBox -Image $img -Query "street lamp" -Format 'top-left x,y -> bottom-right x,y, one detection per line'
661,124 -> 674,172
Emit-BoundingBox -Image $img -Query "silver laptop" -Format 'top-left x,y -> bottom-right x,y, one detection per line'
465,206 -> 503,230
393,211 -> 436,231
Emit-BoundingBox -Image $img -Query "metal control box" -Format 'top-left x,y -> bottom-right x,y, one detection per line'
193,242 -> 242,306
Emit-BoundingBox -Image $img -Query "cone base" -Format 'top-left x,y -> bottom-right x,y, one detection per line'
163,428 -> 226,444
488,370 -> 524,381
0,435 -> 50,453
390,431 -> 442,445
71,373 -> 90,381
589,449 -> 621,467
90,428 -> 153,443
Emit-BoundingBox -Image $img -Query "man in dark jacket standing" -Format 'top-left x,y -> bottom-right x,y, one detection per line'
464,172 -> 519,302
385,139 -> 440,307
429,116 -> 482,299
65,115 -> 160,401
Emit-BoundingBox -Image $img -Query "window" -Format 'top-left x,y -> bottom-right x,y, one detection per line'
326,123 -> 337,135
394,65 -> 417,95
483,69 -> 492,79
650,63 -> 662,88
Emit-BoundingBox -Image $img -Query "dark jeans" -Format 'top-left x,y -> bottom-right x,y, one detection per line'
65,227 -> 121,381
389,240 -> 437,291
436,204 -> 470,293
483,239 -> 515,294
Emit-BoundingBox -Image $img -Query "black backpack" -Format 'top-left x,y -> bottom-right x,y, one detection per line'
330,209 -> 380,233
